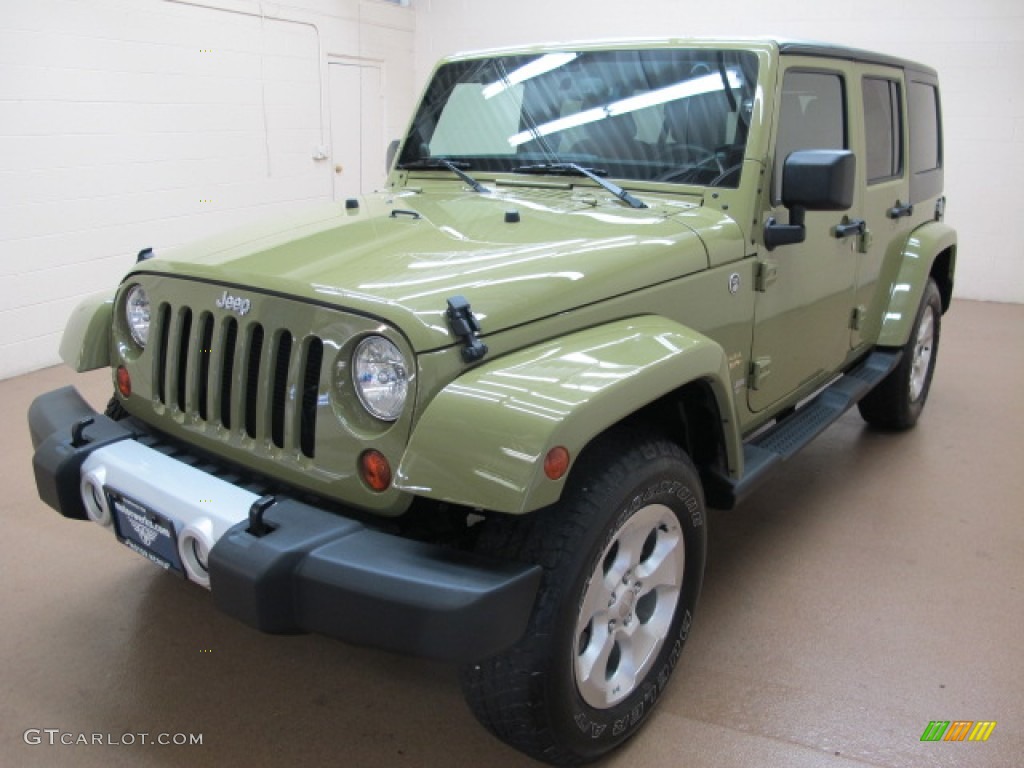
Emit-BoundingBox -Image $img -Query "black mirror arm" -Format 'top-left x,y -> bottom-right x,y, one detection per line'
763,205 -> 806,251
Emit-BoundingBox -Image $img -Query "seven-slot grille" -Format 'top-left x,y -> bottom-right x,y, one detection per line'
153,303 -> 323,457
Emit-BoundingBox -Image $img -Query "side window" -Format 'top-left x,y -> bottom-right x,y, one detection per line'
907,78 -> 943,202
909,81 -> 941,173
774,70 -> 846,201
862,77 -> 903,183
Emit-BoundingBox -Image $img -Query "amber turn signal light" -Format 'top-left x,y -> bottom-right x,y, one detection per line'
116,366 -> 132,398
359,449 -> 392,492
544,446 -> 570,480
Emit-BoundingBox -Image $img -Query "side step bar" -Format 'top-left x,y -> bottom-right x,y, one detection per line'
703,350 -> 901,509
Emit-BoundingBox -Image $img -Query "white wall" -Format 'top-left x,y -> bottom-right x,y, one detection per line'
2,0 -> 1018,380
0,0 -> 415,379
414,0 -> 1024,306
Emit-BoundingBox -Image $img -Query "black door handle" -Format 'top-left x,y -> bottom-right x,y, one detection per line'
834,219 -> 866,239
887,201 -> 914,219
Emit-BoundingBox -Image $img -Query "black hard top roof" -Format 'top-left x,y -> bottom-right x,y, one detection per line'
447,38 -> 939,79
778,40 -> 937,77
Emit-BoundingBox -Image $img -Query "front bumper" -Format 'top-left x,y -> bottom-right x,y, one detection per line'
28,387 -> 541,662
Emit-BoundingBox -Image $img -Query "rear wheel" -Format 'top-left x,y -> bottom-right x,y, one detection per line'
859,279 -> 942,430
459,431 -> 707,765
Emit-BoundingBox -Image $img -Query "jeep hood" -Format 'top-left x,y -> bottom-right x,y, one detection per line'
136,189 -> 736,352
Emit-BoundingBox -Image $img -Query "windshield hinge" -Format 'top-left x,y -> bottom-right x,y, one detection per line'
446,296 -> 488,363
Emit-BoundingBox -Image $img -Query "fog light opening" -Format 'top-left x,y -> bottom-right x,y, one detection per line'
179,531 -> 212,588
80,474 -> 111,527
544,446 -> 571,480
359,450 -> 392,492
116,366 -> 132,398
192,537 -> 209,573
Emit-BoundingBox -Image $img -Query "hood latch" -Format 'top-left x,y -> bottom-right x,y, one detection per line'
446,295 -> 488,363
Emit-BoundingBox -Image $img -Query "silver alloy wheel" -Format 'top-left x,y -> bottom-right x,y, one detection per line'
573,503 -> 685,709
909,305 -> 936,402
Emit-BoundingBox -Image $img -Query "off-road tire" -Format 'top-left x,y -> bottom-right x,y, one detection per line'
459,430 -> 707,765
859,278 -> 942,430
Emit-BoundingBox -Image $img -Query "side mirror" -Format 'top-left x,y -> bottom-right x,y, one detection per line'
386,139 -> 401,173
764,149 -> 856,250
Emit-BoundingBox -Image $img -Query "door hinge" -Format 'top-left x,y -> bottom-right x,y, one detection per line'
850,305 -> 867,331
755,260 -> 778,292
749,357 -> 772,391
858,228 -> 873,254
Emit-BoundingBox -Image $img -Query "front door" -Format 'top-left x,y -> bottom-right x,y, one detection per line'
748,63 -> 860,412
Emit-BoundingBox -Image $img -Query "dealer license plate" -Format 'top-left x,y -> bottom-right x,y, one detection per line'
109,489 -> 185,575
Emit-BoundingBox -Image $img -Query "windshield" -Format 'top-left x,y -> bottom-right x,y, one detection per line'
398,48 -> 759,187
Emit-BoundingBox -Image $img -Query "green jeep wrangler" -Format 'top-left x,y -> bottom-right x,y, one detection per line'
29,38 -> 955,764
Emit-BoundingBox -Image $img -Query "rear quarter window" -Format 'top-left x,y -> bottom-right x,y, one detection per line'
908,77 -> 943,202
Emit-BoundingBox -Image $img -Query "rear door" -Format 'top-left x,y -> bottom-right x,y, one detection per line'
749,61 -> 860,412
849,66 -> 913,350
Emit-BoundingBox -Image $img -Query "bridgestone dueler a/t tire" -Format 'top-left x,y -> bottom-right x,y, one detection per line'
459,431 -> 707,765
858,279 -> 942,430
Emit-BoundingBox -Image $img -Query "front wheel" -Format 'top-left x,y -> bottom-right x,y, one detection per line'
459,432 -> 707,765
858,278 -> 942,430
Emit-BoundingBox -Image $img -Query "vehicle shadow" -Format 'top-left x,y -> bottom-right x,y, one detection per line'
39,559 -> 540,768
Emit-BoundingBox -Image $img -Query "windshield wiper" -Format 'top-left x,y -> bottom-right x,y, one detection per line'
397,158 -> 490,194
513,163 -> 647,209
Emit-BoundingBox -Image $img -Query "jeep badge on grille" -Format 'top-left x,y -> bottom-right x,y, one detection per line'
215,290 -> 251,316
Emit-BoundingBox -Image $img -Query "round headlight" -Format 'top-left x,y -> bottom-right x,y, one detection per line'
125,285 -> 151,348
352,336 -> 409,422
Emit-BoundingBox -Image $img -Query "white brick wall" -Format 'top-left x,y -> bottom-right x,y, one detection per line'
2,0 -> 1017,379
0,0 -> 414,379
414,0 -> 1024,305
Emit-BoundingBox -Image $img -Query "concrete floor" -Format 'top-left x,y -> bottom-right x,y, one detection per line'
1,299 -> 1021,768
